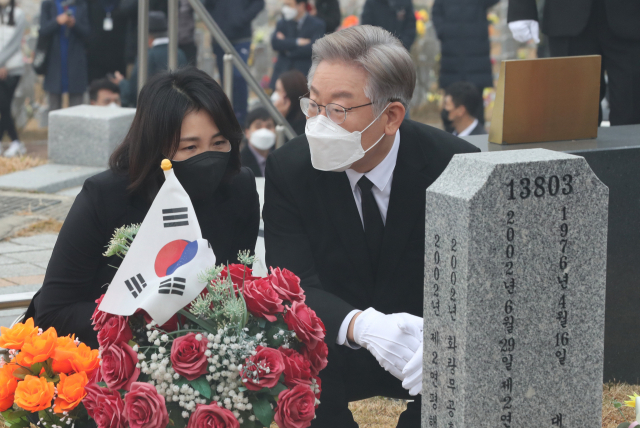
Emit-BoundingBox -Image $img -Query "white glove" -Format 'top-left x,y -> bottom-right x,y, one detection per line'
401,342 -> 422,396
353,308 -> 423,380
508,20 -> 540,44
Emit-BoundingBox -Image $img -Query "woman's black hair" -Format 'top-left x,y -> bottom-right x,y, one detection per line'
1,0 -> 16,26
109,67 -> 243,199
278,69 -> 308,124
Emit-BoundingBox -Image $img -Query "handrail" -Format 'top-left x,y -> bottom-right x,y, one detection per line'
183,0 -> 297,139
0,292 -> 35,310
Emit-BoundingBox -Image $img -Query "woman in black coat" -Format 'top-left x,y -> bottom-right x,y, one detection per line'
432,0 -> 498,91
39,0 -> 90,111
28,67 -> 260,349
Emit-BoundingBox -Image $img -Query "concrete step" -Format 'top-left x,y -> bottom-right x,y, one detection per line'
0,164 -> 104,194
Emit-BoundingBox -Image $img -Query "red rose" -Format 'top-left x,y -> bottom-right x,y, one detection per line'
123,382 -> 169,428
284,301 -> 326,350
220,264 -> 256,290
97,315 -> 133,347
92,295 -> 114,331
241,346 -> 285,391
243,278 -> 284,322
269,267 -> 305,303
274,384 -> 316,428
301,341 -> 328,376
279,348 -> 312,389
186,402 -> 239,428
170,333 -> 209,381
101,342 -> 140,391
83,383 -> 127,428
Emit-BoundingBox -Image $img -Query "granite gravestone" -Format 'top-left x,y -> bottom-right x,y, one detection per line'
48,105 -> 136,168
422,149 -> 608,427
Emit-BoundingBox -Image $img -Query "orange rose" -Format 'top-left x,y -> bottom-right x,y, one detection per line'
69,343 -> 100,375
53,372 -> 88,414
0,364 -> 19,412
15,327 -> 58,367
52,336 -> 78,374
0,318 -> 38,350
14,375 -> 54,412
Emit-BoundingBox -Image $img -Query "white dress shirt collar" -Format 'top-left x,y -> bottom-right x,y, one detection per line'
345,130 -> 400,196
454,118 -> 478,137
151,37 -> 169,48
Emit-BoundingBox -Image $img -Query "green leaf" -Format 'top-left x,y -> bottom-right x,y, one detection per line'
614,401 -> 623,408
166,403 -> 188,428
12,367 -> 31,380
269,383 -> 288,396
177,309 -> 217,333
30,363 -> 43,375
238,386 -> 247,392
257,319 -> 266,329
97,381 -> 108,388
617,423 -> 631,428
173,377 -> 189,387
251,396 -> 274,428
190,376 -> 212,399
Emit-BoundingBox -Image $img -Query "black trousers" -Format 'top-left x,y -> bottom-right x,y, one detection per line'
313,346 -> 421,427
548,0 -> 640,126
0,75 -> 20,142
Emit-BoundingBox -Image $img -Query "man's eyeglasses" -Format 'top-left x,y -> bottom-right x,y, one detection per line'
299,94 -> 373,125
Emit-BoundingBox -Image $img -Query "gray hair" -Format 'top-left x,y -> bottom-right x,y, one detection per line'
307,25 -> 416,116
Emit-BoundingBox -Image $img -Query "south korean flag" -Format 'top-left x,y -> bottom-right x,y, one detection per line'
99,160 -> 216,325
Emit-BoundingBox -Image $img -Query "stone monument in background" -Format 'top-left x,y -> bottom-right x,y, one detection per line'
48,105 -> 136,168
422,149 -> 608,427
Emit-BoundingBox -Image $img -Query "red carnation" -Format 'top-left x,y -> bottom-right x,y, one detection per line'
241,346 -> 285,391
284,301 -> 326,350
269,267 -> 305,303
243,278 -> 284,322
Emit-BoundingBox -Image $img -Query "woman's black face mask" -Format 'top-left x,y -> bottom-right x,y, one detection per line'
172,150 -> 230,201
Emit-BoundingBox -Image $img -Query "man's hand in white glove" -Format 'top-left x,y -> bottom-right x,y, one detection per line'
508,20 -> 540,44
402,342 -> 422,396
353,308 -> 423,380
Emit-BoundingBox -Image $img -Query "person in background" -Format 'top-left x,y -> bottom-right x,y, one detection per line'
111,11 -> 187,107
508,0 -> 640,125
178,0 -> 196,65
0,0 -> 27,157
39,0 -> 90,112
432,0 -> 498,127
89,78 -> 121,106
443,81 -> 487,136
311,0 -> 341,34
241,107 -> 276,177
271,69 -> 308,136
361,0 -> 415,51
270,0 -> 325,90
206,0 -> 264,126
85,0 -> 128,82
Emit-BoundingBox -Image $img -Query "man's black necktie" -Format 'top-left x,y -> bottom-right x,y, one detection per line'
358,176 -> 384,272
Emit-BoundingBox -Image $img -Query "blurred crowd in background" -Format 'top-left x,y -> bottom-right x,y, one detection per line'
1,0 -> 638,161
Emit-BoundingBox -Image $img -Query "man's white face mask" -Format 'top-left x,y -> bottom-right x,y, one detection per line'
305,103 -> 391,172
281,5 -> 297,21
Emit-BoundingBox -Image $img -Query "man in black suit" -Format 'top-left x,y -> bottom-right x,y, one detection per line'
263,26 -> 480,427
508,0 -> 640,126
241,107 -> 276,177
443,81 -> 487,136
270,0 -> 325,90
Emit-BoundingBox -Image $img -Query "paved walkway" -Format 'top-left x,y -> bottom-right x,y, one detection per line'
0,233 -> 57,327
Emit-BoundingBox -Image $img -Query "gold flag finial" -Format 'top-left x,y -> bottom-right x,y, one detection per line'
161,159 -> 172,171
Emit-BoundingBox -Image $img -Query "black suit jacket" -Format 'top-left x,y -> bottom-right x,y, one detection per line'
29,167 -> 260,348
263,120 -> 480,346
508,0 -> 640,40
241,145 -> 264,178
469,121 -> 487,135
270,15 -> 326,89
